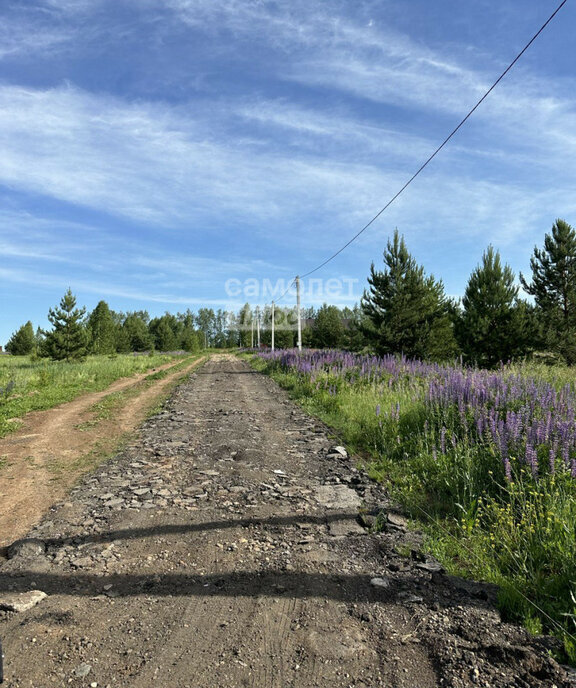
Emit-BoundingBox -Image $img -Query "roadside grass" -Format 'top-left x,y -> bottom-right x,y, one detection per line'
246,351 -> 576,662
76,354 -> 205,432
0,352 -> 191,437
47,434 -> 133,479
48,355 -> 206,481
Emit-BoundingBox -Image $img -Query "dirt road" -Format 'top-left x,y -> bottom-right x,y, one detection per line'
0,355 -> 573,687
0,356 -> 205,547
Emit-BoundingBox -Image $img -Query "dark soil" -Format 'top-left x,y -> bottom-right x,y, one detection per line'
0,355 -> 573,687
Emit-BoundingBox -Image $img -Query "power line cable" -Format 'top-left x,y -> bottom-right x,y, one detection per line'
298,0 -> 568,280
274,278 -> 296,305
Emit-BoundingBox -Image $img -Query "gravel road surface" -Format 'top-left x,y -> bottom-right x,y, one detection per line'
0,355 -> 573,687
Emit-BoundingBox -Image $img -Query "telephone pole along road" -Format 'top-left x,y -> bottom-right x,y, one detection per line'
0,355 -> 573,687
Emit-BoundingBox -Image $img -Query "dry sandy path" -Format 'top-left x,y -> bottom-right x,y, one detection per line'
0,356 -> 205,546
0,355 -> 573,687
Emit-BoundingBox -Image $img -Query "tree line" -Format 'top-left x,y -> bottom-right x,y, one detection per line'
6,218 -> 576,366
234,217 -> 576,367
5,292 -> 361,360
5,291 -> 238,360
237,217 -> 576,367
361,218 -> 576,366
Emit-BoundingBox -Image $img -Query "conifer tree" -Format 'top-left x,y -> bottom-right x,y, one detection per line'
6,321 -> 35,355
459,246 -> 529,368
182,329 -> 201,352
43,289 -> 88,361
343,305 -> 369,352
311,304 -> 344,348
149,315 -> 178,351
122,312 -> 152,352
361,230 -> 457,360
520,219 -> 576,364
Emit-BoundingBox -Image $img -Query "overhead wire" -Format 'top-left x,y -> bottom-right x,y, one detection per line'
274,278 -> 296,306
297,0 -> 568,280
256,1 -> 568,330
258,4 -> 576,643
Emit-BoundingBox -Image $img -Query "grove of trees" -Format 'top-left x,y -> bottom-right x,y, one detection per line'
5,295 -> 237,361
5,218 -> 576,367
359,219 -> 576,367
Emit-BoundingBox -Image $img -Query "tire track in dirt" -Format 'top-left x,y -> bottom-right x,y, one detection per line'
0,356 -> 205,546
0,355 -> 572,687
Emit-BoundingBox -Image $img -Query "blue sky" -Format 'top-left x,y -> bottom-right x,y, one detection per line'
1,0 -> 575,345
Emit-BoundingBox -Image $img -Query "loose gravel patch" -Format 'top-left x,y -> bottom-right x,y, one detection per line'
0,355 -> 573,687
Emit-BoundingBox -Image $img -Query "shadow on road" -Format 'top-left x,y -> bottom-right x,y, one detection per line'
0,566 -> 465,607
23,511 -> 363,549
0,511 -> 498,612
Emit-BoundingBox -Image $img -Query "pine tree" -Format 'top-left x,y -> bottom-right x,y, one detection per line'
149,315 -> 178,351
182,329 -> 201,352
459,246 -> 529,368
43,289 -> 88,361
343,305 -> 369,352
6,321 -> 35,355
361,230 -> 457,360
122,312 -> 152,352
520,219 -> 576,364
88,300 -> 116,355
311,304 -> 344,348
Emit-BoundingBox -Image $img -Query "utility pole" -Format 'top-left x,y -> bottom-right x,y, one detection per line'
296,276 -> 302,352
271,301 -> 275,352
256,306 -> 261,348
251,312 -> 254,348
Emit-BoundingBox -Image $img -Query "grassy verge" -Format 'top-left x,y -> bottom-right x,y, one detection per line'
49,355 -> 206,479
245,350 -> 576,662
0,352 -> 194,437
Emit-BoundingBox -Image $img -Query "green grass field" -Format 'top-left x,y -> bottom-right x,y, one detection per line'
0,352 -> 190,437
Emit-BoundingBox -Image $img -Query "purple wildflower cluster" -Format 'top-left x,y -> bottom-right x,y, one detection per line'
427,367 -> 576,479
259,348 -> 442,382
258,348 -> 576,481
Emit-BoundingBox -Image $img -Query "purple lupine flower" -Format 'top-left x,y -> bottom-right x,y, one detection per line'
503,455 -> 512,481
525,444 -> 538,477
549,441 -> 558,474
258,347 -> 576,483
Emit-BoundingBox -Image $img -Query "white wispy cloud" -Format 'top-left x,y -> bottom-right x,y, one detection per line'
0,78 -> 572,259
0,265 -> 250,309
163,0 -> 576,179
1,0 -> 574,267
0,83 -> 417,233
0,22 -> 71,60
